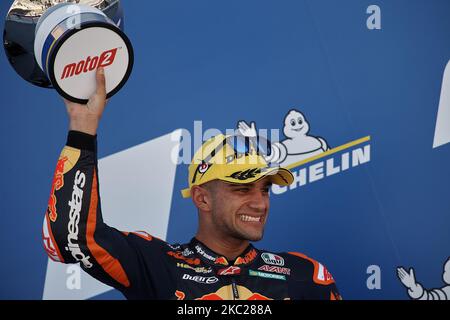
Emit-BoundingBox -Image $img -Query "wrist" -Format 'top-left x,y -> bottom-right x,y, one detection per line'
69,117 -> 99,135
67,130 -> 97,152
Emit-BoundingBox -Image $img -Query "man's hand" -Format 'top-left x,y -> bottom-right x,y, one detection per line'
64,67 -> 108,135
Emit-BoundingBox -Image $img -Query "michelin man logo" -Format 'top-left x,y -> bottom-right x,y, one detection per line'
397,257 -> 450,300
238,109 -> 329,167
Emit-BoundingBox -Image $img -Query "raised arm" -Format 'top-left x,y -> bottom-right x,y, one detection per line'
42,69 -> 167,298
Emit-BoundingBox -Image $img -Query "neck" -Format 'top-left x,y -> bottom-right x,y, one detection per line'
195,232 -> 249,261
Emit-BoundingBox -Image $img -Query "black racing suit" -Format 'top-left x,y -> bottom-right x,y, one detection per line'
42,131 -> 342,300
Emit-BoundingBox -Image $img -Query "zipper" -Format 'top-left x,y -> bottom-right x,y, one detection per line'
231,277 -> 240,300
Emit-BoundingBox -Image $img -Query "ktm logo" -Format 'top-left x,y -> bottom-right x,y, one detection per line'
235,249 -> 257,265
60,48 -> 118,80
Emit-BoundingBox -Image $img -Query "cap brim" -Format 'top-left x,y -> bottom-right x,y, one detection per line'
221,166 -> 294,187
261,167 -> 294,186
181,166 -> 294,198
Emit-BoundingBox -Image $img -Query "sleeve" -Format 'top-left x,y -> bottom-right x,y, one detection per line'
288,252 -> 342,300
42,131 -> 166,298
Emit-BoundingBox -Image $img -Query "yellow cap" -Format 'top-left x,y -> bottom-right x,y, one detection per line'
181,134 -> 294,198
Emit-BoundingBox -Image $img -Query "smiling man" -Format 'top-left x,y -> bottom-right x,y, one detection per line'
43,68 -> 341,300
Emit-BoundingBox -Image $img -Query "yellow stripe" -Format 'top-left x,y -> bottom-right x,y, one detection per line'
45,38 -> 59,76
285,136 -> 371,170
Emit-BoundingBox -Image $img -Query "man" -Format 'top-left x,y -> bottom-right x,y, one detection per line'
43,68 -> 341,300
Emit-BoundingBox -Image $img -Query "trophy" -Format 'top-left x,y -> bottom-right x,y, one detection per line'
3,0 -> 134,103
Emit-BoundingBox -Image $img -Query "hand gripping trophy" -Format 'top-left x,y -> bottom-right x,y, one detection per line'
3,0 -> 133,103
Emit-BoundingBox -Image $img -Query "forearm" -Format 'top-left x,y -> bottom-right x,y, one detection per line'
43,131 -> 98,267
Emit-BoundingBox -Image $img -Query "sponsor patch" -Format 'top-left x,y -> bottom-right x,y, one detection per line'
218,266 -> 241,276
235,249 -> 257,265
66,170 -> 93,269
258,265 -> 291,275
42,214 -> 62,262
192,162 -> 213,183
215,256 -> 229,266
316,263 -> 334,283
182,274 -> 218,284
261,252 -> 285,266
195,285 -> 272,300
182,248 -> 194,257
176,263 -> 213,274
47,156 -> 68,222
167,251 -> 201,265
195,245 -> 217,262
198,162 -> 209,174
249,270 -> 286,281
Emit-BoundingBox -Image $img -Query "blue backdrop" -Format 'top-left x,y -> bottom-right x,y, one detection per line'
1,0 -> 449,300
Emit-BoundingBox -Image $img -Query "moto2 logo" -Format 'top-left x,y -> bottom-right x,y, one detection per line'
60,48 -> 118,80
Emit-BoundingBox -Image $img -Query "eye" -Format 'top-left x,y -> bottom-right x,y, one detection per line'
298,118 -> 303,125
232,187 -> 249,193
290,119 -> 296,126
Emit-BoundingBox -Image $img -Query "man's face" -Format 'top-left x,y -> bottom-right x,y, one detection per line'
207,178 -> 271,242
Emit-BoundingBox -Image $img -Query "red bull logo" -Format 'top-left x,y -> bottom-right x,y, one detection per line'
176,286 -> 272,300
60,48 -> 118,80
214,256 -> 229,266
195,285 -> 272,300
47,156 -> 68,222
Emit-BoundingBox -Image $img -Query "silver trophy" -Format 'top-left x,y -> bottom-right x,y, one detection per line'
4,0 -> 133,103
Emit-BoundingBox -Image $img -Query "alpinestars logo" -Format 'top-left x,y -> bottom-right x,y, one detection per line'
66,170 -> 93,269
60,48 -> 118,80
195,245 -> 216,262
218,266 -> 241,276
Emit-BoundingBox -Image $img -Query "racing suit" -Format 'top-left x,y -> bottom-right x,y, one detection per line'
42,131 -> 342,300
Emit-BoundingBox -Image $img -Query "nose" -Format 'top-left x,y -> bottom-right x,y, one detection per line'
247,190 -> 268,212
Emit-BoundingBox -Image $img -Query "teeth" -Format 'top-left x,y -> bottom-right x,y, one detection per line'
239,215 -> 261,222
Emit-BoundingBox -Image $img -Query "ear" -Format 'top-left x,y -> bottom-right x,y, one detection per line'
191,185 -> 213,211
